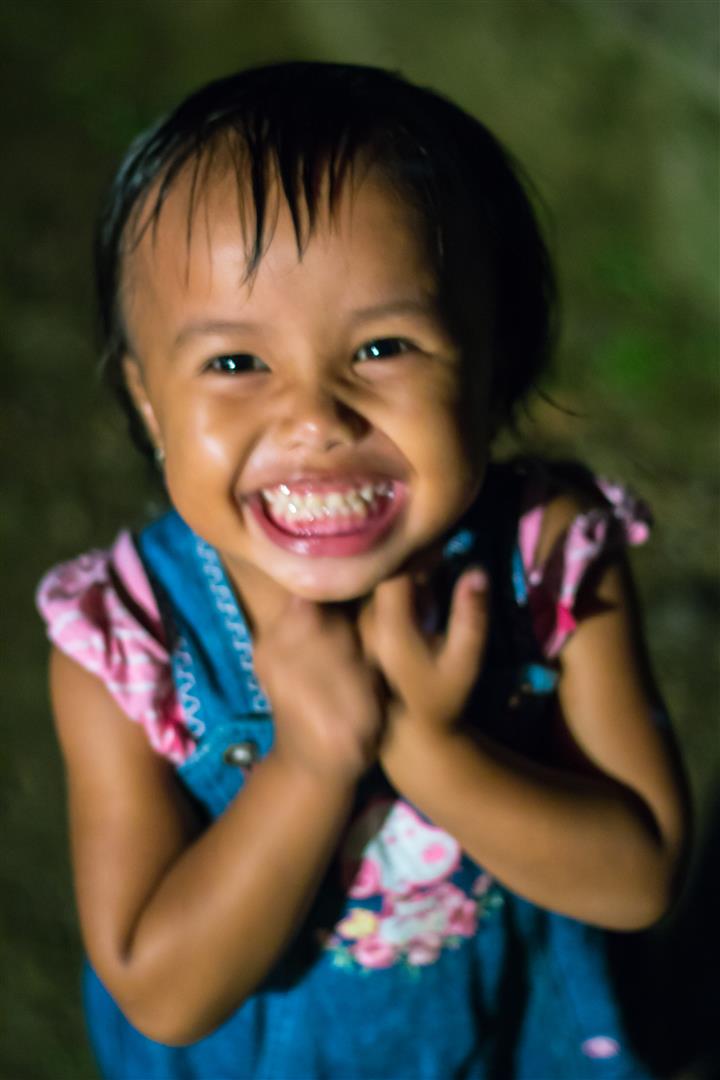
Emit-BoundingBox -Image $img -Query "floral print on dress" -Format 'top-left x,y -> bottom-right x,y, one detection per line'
324,799 -> 503,974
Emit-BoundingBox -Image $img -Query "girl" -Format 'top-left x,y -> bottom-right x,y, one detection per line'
37,62 -> 687,1079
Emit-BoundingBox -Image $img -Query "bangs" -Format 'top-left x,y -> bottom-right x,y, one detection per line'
104,65 -> 441,309
125,117 -> 390,281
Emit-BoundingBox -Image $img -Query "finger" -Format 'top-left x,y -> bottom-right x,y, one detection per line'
369,574 -> 429,666
438,567 -> 490,689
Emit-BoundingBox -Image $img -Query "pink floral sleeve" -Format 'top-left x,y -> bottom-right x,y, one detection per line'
518,475 -> 653,658
36,532 -> 194,764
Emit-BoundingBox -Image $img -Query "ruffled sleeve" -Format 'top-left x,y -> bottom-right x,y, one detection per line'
518,475 -> 653,658
36,532 -> 195,765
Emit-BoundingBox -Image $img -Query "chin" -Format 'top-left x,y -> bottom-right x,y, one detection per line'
283,577 -> 375,604
278,560 -> 394,604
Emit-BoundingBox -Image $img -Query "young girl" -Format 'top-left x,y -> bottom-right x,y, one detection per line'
37,62 -> 687,1079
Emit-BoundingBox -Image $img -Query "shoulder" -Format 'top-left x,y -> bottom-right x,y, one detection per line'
508,458 -> 653,657
36,531 -> 166,674
37,532 -> 194,765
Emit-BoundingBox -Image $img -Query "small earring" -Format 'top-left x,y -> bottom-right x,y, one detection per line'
154,445 -> 165,466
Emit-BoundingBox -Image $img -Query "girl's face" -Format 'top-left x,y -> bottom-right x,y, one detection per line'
123,162 -> 492,617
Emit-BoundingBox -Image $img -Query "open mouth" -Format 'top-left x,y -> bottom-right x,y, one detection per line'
245,478 -> 406,557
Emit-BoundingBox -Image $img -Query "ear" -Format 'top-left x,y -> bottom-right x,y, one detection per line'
122,356 -> 162,451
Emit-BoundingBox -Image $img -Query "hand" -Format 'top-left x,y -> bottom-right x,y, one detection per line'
359,567 -> 490,745
253,596 -> 385,784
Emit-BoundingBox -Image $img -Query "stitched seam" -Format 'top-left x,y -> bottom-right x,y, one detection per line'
173,635 -> 206,737
195,538 -> 270,712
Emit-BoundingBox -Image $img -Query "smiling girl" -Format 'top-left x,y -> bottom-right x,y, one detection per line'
37,62 -> 686,1079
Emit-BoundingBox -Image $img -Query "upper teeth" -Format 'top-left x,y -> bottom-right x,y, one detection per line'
261,481 -> 393,521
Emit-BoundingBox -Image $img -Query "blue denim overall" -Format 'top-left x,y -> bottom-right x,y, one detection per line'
83,466 -> 652,1079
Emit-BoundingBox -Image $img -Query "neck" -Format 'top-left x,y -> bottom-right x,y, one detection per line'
222,557 -> 296,638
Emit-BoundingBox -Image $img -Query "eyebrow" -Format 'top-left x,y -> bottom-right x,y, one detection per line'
348,298 -> 440,324
173,319 -> 262,348
172,298 -> 441,349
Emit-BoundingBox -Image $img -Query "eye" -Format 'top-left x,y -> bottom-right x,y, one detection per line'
204,354 -> 269,375
354,338 -> 415,362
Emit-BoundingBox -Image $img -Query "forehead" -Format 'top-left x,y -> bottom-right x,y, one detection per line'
121,154 -> 437,342
125,147 -> 432,278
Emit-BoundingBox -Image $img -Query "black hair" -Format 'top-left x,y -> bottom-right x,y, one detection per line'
95,61 -> 557,457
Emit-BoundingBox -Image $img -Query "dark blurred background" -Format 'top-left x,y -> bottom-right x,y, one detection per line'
1,1 -> 717,1077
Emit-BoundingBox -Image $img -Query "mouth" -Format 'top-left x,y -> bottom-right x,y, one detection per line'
245,477 -> 407,557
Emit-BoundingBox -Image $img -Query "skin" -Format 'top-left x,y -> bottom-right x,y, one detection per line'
50,159 -> 687,1045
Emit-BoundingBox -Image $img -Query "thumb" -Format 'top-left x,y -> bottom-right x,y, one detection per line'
438,567 -> 490,690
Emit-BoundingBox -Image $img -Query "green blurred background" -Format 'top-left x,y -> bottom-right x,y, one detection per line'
2,1 -> 717,1076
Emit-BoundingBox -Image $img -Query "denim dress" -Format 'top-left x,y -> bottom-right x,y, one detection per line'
80,466 -> 653,1080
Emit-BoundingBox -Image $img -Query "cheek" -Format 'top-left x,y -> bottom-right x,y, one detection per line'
412,391 -> 489,475
159,395 -> 261,519
412,356 -> 490,435
164,392 -> 254,466
406,416 -> 486,521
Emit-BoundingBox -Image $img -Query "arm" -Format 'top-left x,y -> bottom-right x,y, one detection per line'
366,532 -> 688,931
51,598 -> 382,1045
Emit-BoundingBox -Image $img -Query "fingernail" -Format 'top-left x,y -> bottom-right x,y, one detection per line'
465,568 -> 488,592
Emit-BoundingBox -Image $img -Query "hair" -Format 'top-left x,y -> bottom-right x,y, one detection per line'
95,60 -> 557,457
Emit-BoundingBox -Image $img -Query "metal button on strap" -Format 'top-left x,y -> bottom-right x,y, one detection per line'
223,740 -> 260,768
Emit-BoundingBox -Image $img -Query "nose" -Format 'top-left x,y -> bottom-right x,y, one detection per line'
277,383 -> 368,452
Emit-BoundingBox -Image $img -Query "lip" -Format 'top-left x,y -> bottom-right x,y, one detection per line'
244,478 -> 408,557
